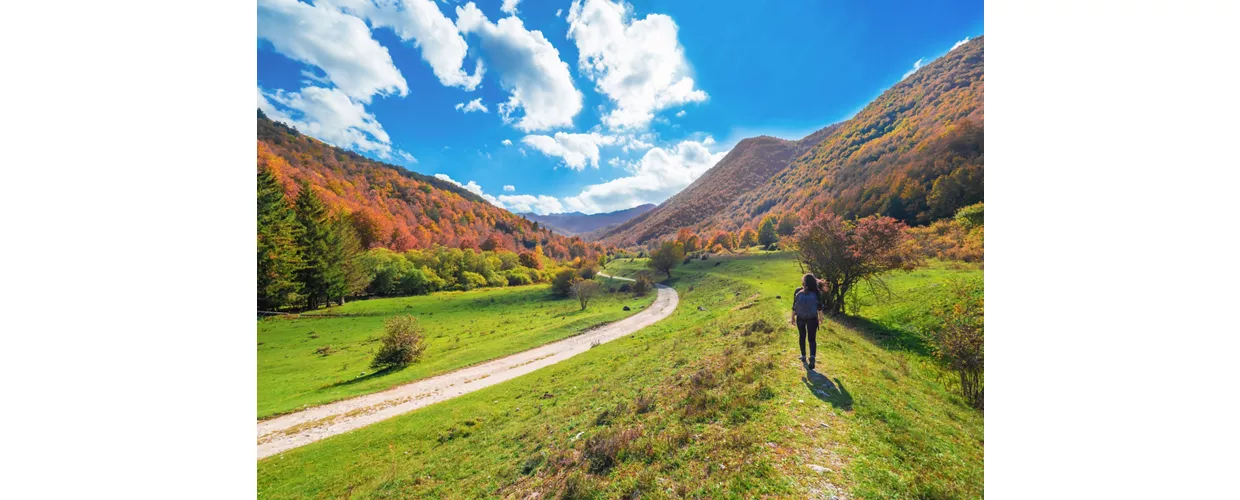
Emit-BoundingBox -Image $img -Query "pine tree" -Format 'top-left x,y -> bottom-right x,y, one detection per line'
294,181 -> 339,309
331,214 -> 368,305
257,167 -> 302,310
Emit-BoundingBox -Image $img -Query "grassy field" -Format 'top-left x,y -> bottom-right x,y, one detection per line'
258,276 -> 655,419
258,253 -> 983,498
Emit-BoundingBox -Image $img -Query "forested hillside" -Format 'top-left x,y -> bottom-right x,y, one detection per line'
599,36 -> 983,246
257,113 -> 590,259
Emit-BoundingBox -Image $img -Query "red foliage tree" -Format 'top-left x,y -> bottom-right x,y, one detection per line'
791,214 -> 921,316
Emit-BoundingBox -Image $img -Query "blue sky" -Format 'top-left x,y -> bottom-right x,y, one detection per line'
258,0 -> 982,214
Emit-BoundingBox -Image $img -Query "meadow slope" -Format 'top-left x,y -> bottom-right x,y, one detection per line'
258,253 -> 983,498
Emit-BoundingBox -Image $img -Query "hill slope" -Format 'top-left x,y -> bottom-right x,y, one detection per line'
600,36 -> 983,245
257,113 -> 586,259
521,204 -> 655,236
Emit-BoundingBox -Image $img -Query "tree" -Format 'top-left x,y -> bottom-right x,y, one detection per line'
647,240 -> 685,278
257,166 -> 302,310
332,215 -> 368,304
294,181 -> 345,309
758,215 -> 779,246
711,231 -> 733,251
791,214 -> 920,316
550,268 -> 578,296
777,212 -> 800,236
684,234 -> 701,253
570,279 -> 601,310
954,202 -> 984,229
518,250 -> 544,270
632,271 -> 654,296
740,229 -> 759,248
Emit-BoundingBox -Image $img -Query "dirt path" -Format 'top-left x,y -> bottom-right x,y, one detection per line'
257,274 -> 677,459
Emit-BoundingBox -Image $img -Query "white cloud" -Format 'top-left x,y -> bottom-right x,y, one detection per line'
951,36 -> 971,51
903,58 -> 924,79
322,0 -> 484,90
497,194 -> 565,214
258,0 -> 407,102
675,110 -> 686,118
434,173 -> 504,207
456,2 -> 583,131
518,148 -> 527,156
259,85 -> 415,163
455,97 -> 489,113
556,8 -> 563,17
567,0 -> 707,130
501,0 -> 520,15
522,132 -> 619,170
503,184 -> 516,191
501,139 -> 513,146
561,136 -> 727,213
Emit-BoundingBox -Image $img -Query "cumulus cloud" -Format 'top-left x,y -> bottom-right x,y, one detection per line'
455,97 -> 489,113
322,0 -> 484,90
951,36 -> 971,51
456,2 -> 583,131
434,173 -> 503,207
561,137 -> 727,213
675,110 -> 686,118
567,0 -> 707,130
259,85 -> 416,163
258,0 -> 407,102
497,194 -> 565,214
521,132 -> 620,170
500,0 -> 520,15
503,184 -> 516,191
903,58 -> 924,79
501,139 -> 513,146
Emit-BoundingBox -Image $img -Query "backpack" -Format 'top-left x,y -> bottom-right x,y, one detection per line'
793,290 -> 819,320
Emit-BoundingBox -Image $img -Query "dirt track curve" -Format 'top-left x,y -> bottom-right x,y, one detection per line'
258,274 -> 677,459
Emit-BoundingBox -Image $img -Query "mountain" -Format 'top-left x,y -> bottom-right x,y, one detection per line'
520,204 -> 656,237
599,36 -> 984,246
596,126 -> 839,245
257,113 -> 589,259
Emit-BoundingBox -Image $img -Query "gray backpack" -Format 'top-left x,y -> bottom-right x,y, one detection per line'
793,290 -> 819,319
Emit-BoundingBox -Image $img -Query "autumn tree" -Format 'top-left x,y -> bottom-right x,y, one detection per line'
777,212 -> 800,236
711,231 -> 733,251
684,234 -> 701,253
518,250 -> 544,270
758,215 -> 779,246
257,166 -> 302,310
740,229 -> 759,248
647,240 -> 685,278
791,214 -> 920,316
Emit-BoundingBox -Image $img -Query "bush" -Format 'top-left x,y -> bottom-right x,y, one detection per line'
460,271 -> 488,290
631,272 -> 654,296
578,264 -> 599,280
926,279 -> 984,409
371,315 -> 427,369
550,268 -> 578,296
505,269 -> 533,286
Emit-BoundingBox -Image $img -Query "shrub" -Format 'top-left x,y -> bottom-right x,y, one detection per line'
927,279 -> 984,409
578,263 -> 599,280
550,268 -> 578,296
504,269 -> 533,286
632,272 -> 654,296
460,271 -> 488,290
371,315 -> 427,369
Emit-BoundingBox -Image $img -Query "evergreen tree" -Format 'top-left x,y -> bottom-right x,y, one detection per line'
331,214 -> 368,304
294,181 -> 342,309
257,167 -> 302,310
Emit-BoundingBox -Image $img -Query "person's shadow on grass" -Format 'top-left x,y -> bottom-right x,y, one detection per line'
802,366 -> 853,411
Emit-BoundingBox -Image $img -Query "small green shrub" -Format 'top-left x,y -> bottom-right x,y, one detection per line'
371,315 -> 427,369
632,272 -> 654,297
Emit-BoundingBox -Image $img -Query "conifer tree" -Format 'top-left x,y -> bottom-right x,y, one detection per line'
294,181 -> 339,309
257,167 -> 302,310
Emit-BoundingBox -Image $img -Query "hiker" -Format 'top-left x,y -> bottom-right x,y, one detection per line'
792,273 -> 826,369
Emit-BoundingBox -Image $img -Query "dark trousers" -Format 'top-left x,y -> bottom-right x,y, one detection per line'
796,317 -> 819,358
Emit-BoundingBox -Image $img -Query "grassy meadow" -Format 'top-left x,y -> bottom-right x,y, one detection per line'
258,275 -> 654,419
258,252 -> 983,498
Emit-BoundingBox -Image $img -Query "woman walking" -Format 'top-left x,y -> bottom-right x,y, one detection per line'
792,273 -> 826,369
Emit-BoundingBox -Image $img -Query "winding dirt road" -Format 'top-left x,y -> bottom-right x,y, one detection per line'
257,274 -> 677,459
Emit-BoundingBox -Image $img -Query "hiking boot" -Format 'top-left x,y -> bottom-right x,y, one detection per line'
808,356 -> 816,369
799,356 -> 807,365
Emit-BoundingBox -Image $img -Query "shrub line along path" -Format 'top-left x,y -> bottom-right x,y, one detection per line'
257,275 -> 678,459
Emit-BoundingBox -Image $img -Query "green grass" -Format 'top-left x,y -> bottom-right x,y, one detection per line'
258,276 -> 655,419
258,253 -> 983,498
